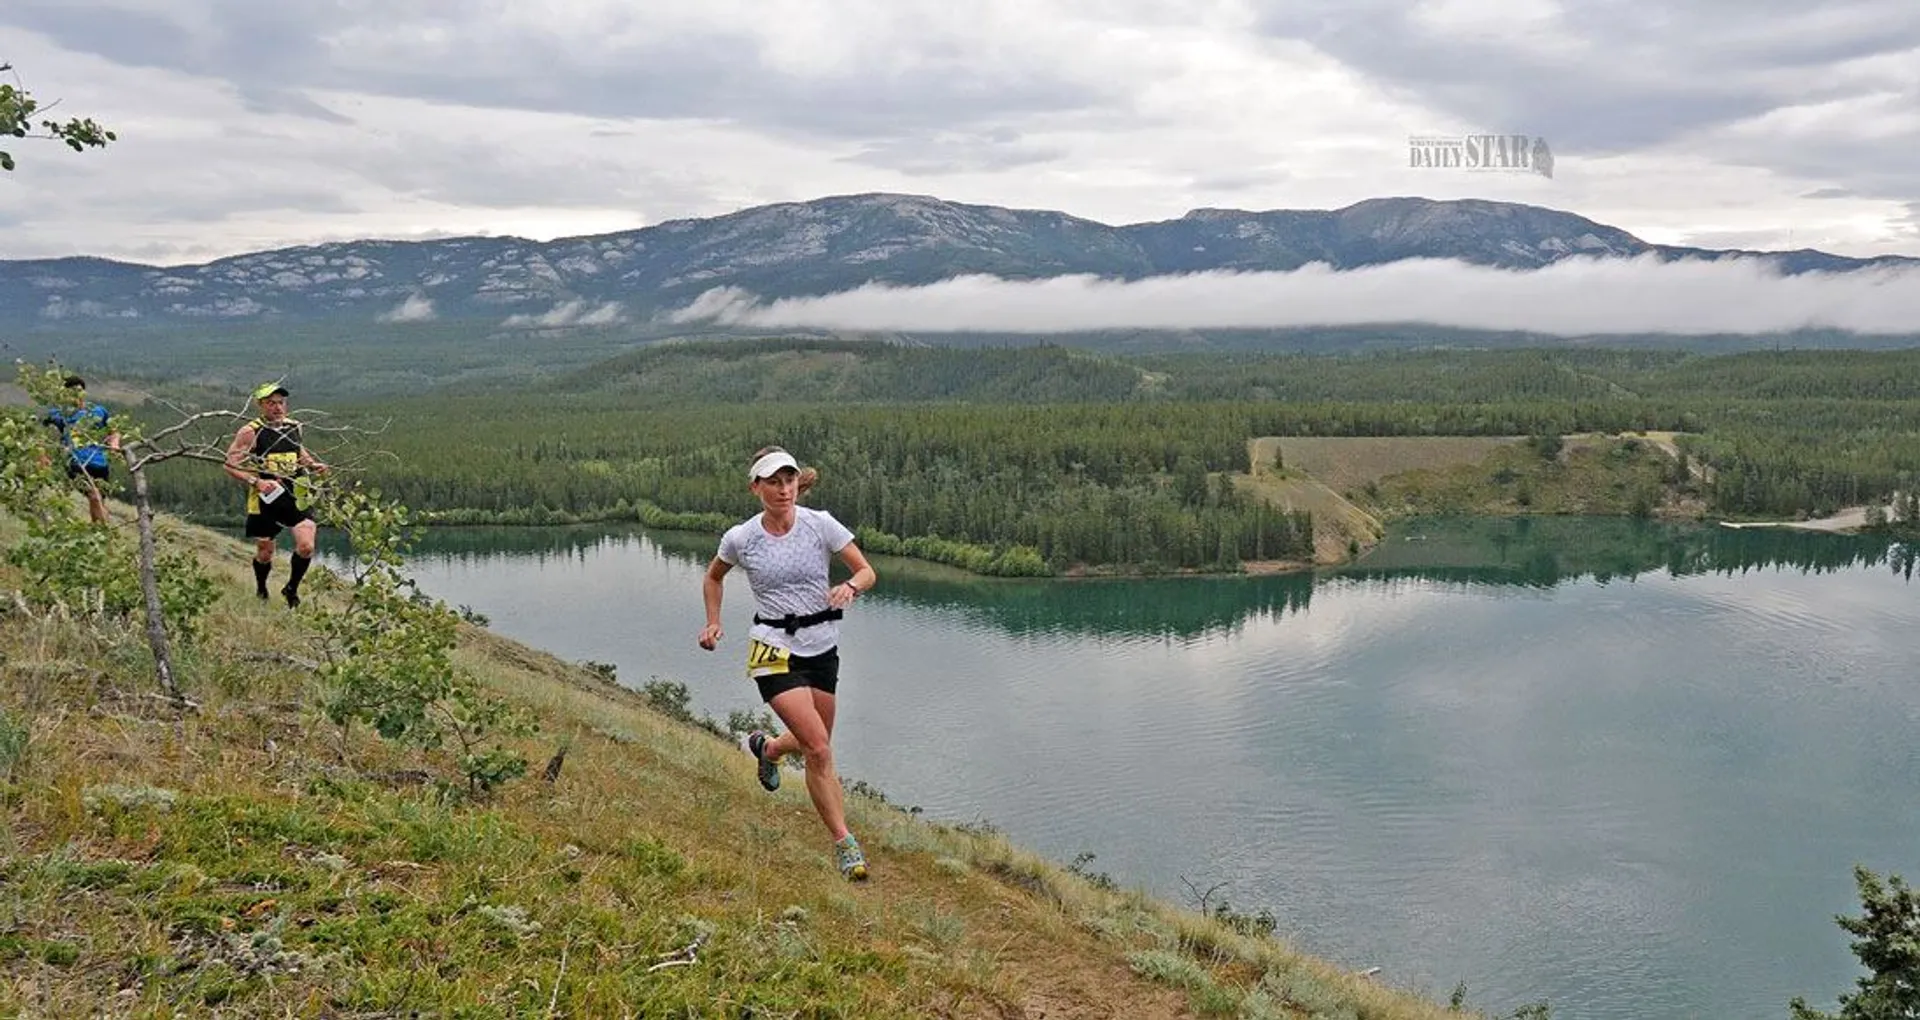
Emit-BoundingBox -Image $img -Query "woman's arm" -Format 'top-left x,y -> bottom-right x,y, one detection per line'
698,557 -> 732,649
828,542 -> 876,609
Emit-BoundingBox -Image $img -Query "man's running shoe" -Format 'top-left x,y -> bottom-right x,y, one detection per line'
281,584 -> 300,609
835,834 -> 869,881
741,730 -> 779,792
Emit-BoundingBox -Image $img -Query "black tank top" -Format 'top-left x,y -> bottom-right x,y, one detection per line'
248,418 -> 304,478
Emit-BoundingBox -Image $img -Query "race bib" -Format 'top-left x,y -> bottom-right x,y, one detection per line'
747,639 -> 791,679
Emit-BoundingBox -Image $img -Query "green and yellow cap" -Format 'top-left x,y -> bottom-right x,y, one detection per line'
252,382 -> 290,401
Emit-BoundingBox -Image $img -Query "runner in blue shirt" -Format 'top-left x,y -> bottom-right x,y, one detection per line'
40,375 -> 120,524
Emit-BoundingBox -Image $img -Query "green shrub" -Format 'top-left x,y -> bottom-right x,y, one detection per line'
314,484 -> 531,794
0,709 -> 28,783
626,836 -> 687,879
1067,851 -> 1118,891
0,364 -> 218,665
81,783 -> 178,812
1792,866 -> 1920,1020
1129,948 -> 1211,989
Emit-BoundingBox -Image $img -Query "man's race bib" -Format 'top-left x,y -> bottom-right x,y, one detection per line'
747,639 -> 791,679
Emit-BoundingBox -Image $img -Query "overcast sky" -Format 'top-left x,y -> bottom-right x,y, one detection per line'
3,0 -> 1917,266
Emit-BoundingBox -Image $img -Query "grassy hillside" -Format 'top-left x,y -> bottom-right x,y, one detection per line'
552,337 -> 1155,405
1349,434 -> 1697,520
1230,435 -> 1706,564
0,507 -> 1488,1019
1235,439 -> 1387,565
0,321 -> 672,401
1253,434 -> 1703,523
1265,438 -> 1525,498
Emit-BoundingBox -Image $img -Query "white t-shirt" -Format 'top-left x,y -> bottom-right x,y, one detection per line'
716,506 -> 855,658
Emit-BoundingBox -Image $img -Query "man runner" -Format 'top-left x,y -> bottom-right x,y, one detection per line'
41,375 -> 120,525
224,382 -> 329,606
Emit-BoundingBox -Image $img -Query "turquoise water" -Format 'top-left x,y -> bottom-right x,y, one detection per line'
326,519 -> 1919,1019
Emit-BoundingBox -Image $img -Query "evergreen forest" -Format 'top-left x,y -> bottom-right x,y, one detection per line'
117,340 -> 1920,575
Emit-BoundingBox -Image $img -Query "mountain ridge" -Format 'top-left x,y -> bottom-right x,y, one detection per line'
4,193 -> 1915,329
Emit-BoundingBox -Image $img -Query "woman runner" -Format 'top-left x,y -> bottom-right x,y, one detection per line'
698,446 -> 878,880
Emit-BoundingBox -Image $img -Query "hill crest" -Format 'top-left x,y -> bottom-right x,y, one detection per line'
5,194 -> 1913,329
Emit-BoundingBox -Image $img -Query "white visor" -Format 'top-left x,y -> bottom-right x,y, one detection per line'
749,450 -> 799,481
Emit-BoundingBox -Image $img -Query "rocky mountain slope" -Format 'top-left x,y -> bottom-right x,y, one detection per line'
3,194 -> 1912,328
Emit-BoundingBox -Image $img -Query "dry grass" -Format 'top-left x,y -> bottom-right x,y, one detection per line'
1254,437 -> 1525,498
0,510 -> 1487,1020
1230,471 -> 1384,565
1241,434 -> 1704,555
1237,439 -> 1390,564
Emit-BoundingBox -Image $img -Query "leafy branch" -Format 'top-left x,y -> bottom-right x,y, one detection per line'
1792,866 -> 1920,1020
0,64 -> 116,172
312,483 -> 532,795
1,363 -> 216,703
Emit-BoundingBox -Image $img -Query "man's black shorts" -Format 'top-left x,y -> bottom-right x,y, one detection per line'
754,647 -> 841,703
66,461 -> 109,482
245,494 -> 313,539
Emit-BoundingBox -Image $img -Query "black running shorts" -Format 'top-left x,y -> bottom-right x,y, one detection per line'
245,495 -> 313,539
754,647 -> 841,703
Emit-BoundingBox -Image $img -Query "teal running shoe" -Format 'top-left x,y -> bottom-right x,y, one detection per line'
742,730 -> 779,792
834,833 -> 868,881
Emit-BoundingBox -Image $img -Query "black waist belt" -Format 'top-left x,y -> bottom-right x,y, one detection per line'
753,607 -> 844,634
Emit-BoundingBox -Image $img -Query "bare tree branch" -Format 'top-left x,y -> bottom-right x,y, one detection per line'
1179,876 -> 1229,916
135,408 -> 247,450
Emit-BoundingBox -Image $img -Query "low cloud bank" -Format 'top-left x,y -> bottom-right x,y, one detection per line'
667,255 -> 1920,336
503,300 -> 624,328
377,295 -> 436,323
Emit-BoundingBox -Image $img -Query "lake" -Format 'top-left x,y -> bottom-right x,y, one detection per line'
326,517 -> 1919,1020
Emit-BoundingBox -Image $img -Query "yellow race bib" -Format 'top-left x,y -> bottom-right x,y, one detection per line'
747,639 -> 791,679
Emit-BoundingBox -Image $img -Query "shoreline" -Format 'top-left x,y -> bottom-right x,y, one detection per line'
1718,504 -> 1891,533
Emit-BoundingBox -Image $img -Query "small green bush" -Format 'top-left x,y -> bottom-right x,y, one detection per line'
1792,866 -> 1920,1020
0,709 -> 28,783
315,484 -> 531,794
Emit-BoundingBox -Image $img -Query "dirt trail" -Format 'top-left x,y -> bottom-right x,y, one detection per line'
1636,431 -> 1715,484
1239,438 -> 1387,563
1721,506 -> 1887,532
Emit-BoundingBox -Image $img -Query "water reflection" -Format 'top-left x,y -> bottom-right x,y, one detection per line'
1344,516 -> 1909,587
330,518 -> 1911,643
311,515 -> 1919,1020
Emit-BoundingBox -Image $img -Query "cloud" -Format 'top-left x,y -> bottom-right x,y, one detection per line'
1252,0 -> 1920,209
377,294 -> 435,322
843,130 -> 1068,177
502,299 -> 624,328
237,87 -> 357,125
1,0 -> 1111,140
139,186 -> 361,224
670,256 -> 1920,336
1675,227 -> 1810,251
1,1 -> 1915,265
1184,168 -> 1294,194
1256,0 -> 1920,150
